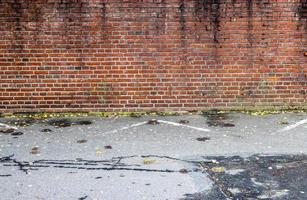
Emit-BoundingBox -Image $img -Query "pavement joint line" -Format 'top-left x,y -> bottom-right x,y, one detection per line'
157,120 -> 211,132
277,118 -> 307,133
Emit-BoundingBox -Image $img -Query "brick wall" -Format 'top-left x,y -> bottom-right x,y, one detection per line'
0,0 -> 306,113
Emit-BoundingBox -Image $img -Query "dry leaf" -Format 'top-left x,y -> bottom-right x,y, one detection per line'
143,158 -> 155,165
211,167 -> 225,173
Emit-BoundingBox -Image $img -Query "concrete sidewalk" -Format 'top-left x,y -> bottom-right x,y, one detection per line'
0,112 -> 306,200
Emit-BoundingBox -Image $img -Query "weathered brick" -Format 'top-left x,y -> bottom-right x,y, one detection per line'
0,0 -> 306,113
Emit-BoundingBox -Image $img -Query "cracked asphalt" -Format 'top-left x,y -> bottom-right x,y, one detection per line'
0,112 -> 306,200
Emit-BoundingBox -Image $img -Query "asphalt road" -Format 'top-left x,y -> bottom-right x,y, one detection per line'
0,112 -> 306,200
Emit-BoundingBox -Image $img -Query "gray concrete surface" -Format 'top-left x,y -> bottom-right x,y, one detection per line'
0,112 -> 306,200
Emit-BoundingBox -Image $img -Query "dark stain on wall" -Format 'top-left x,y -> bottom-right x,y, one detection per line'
247,0 -> 254,47
56,0 -> 90,50
299,0 -> 307,20
9,0 -> 24,51
179,0 -> 186,32
154,0 -> 166,35
179,0 -> 187,49
99,0 -> 107,39
298,0 -> 307,29
193,0 -> 221,43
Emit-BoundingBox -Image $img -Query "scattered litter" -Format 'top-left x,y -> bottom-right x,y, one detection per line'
278,121 -> 289,125
78,195 -> 88,200
11,132 -> 24,136
211,167 -> 226,173
203,110 -> 235,128
130,113 -> 142,118
147,119 -> 159,125
1,128 -> 15,134
196,137 -> 210,142
30,147 -> 40,155
223,123 -> 235,127
0,123 -> 16,134
48,119 -> 72,127
104,145 -> 112,149
76,120 -> 92,125
95,149 -> 103,156
143,158 -> 155,165
41,129 -> 52,133
6,119 -> 35,127
48,119 -> 92,128
77,140 -> 87,144
179,120 -> 189,124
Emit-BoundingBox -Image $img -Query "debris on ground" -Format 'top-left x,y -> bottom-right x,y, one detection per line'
48,119 -> 72,127
2,119 -> 36,127
143,158 -> 155,165
30,147 -> 40,155
0,123 -> 17,134
278,121 -> 289,125
147,119 -> 159,125
203,110 -> 236,128
210,166 -> 225,173
77,140 -> 87,144
41,129 -> 52,133
179,120 -> 189,124
10,132 -> 24,136
95,149 -> 103,156
47,118 -> 92,128
196,137 -> 210,142
0,128 -> 16,134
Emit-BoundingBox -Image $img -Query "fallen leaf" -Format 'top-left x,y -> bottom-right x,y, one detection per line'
30,146 -> 40,155
95,149 -> 103,156
211,167 -> 225,173
143,158 -> 155,165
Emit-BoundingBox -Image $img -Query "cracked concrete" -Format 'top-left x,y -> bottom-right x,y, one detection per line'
0,112 -> 307,199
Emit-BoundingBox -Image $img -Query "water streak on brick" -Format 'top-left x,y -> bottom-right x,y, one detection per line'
298,0 -> 307,29
247,0 -> 254,47
10,0 -> 24,50
0,0 -> 306,112
193,0 -> 221,43
154,0 -> 166,35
